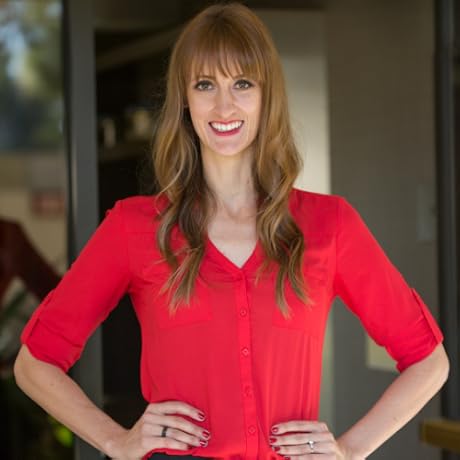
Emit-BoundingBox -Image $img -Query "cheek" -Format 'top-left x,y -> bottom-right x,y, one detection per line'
247,103 -> 262,131
188,92 -> 211,112
187,103 -> 208,132
238,94 -> 262,121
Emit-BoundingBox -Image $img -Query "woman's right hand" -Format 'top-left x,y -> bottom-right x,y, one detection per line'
109,400 -> 211,460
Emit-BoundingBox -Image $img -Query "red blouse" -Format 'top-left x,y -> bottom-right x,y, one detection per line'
21,188 -> 443,460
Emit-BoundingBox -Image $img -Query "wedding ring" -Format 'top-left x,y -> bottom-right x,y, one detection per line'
161,426 -> 168,437
307,439 -> 315,452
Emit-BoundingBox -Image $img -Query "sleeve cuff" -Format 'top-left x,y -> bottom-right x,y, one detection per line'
21,311 -> 83,373
392,288 -> 444,372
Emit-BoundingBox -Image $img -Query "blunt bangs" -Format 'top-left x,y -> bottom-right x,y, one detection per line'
180,17 -> 266,86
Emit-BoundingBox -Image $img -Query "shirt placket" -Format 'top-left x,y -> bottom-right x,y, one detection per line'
235,272 -> 259,460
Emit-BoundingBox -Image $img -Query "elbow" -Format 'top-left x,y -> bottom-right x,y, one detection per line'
438,345 -> 450,388
14,346 -> 29,391
13,345 -> 42,395
14,345 -> 66,393
406,344 -> 450,394
426,343 -> 450,392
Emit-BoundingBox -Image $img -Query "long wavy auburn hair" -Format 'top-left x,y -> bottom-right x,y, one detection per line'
152,2 -> 312,318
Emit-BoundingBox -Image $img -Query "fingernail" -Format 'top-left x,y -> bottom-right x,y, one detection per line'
199,440 -> 208,447
271,426 -> 279,433
273,446 -> 280,452
284,457 -> 290,460
202,430 -> 211,439
197,412 -> 205,421
269,437 -> 276,444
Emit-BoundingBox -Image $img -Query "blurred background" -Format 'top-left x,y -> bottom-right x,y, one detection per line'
0,0 -> 458,459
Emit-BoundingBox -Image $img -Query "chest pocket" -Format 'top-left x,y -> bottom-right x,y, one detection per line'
154,292 -> 212,329
271,270 -> 328,336
271,234 -> 331,335
144,268 -> 213,329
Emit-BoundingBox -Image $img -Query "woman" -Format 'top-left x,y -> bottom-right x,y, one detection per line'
14,3 -> 448,460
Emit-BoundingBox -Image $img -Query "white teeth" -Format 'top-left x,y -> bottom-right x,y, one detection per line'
210,121 -> 243,132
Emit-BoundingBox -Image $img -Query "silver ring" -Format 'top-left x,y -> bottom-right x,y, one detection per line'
161,426 -> 168,437
307,440 -> 315,452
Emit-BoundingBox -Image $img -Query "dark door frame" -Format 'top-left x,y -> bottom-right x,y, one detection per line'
435,1 -> 459,459
63,0 -> 103,459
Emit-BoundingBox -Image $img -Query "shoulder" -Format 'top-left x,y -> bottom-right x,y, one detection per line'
290,187 -> 341,211
289,187 -> 343,234
108,194 -> 169,233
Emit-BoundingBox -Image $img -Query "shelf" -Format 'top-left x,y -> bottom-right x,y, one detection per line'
420,418 -> 460,453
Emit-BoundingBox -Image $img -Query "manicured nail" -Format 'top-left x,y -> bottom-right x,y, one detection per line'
202,430 -> 211,439
200,440 -> 208,447
269,437 -> 277,444
271,426 -> 279,433
197,412 -> 205,420
272,446 -> 280,452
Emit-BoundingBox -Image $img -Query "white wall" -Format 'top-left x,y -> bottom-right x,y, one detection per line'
255,10 -> 330,195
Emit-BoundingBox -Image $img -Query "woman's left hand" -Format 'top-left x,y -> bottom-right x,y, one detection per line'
269,420 -> 353,459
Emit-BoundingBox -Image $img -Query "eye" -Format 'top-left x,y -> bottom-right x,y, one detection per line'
235,79 -> 253,89
194,80 -> 213,91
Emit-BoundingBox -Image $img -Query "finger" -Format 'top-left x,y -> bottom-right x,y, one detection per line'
272,421 -> 330,435
305,440 -> 337,455
146,400 -> 206,421
136,419 -> 207,454
271,430 -> 334,447
161,426 -> 209,449
305,455 -> 335,460
273,440 -> 336,457
141,433 -> 190,452
144,413 -> 211,442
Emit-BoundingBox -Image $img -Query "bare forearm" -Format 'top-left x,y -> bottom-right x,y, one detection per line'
14,345 -> 126,457
337,344 -> 449,459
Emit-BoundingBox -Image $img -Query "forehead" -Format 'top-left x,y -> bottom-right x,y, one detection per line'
184,44 -> 262,83
189,59 -> 244,80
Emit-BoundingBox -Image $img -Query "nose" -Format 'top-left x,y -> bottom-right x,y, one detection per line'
214,88 -> 235,118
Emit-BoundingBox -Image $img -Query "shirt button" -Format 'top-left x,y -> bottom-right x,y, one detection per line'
240,308 -> 247,317
242,347 -> 249,356
248,425 -> 256,435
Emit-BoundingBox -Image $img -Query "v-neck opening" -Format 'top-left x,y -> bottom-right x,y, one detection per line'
205,235 -> 260,273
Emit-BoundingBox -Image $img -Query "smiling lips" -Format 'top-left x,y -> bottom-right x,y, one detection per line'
209,120 -> 244,136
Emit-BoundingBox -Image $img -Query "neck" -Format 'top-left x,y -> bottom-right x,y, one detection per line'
201,151 -> 257,217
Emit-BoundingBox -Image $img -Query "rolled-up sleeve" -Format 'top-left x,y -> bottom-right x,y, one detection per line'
333,197 -> 443,372
21,200 -> 131,372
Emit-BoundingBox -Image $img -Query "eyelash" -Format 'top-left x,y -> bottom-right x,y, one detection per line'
194,79 -> 254,91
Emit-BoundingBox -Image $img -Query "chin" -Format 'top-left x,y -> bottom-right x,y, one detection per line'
212,143 -> 253,157
215,149 -> 246,157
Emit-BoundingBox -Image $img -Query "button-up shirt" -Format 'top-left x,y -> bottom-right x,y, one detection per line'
21,188 -> 443,460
